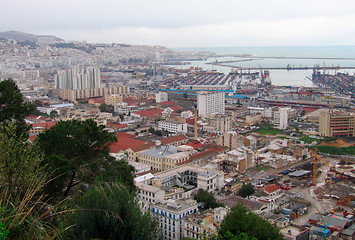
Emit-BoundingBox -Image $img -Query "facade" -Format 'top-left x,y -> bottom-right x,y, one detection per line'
183,207 -> 228,239
319,110 -> 355,137
105,94 -> 123,105
274,107 -> 288,130
58,84 -> 130,101
136,182 -> 165,204
150,199 -> 198,240
156,91 -> 169,103
158,121 -> 188,134
54,65 -> 100,90
151,165 -> 224,193
137,145 -> 179,171
214,115 -> 231,133
197,91 -> 225,118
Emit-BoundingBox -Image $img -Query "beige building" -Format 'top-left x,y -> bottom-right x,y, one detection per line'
319,110 -> 355,137
137,145 -> 191,171
105,94 -> 123,105
58,84 -> 129,101
183,207 -> 228,239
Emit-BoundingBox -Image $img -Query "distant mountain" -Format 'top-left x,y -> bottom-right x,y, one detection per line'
0,31 -> 63,42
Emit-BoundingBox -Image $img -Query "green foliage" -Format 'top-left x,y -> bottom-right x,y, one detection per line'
119,114 -> 124,121
66,182 -> 161,240
50,110 -> 59,118
148,127 -> 155,134
309,145 -> 355,155
36,119 -> 123,199
0,219 -> 9,240
193,189 -> 223,209
0,79 -> 35,137
0,122 -> 64,239
0,122 -> 44,197
99,103 -> 114,113
155,130 -> 163,136
219,204 -> 283,240
299,135 -> 322,144
238,184 -> 255,198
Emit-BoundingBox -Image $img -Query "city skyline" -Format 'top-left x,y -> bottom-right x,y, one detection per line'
2,0 -> 355,48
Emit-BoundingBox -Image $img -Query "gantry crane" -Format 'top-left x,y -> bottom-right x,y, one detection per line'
308,148 -> 334,184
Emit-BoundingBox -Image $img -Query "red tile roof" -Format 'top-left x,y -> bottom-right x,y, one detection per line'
90,97 -> 105,104
185,140 -> 203,150
109,132 -> 153,153
31,121 -> 56,130
264,184 -> 280,194
130,142 -> 155,152
133,108 -> 163,117
160,134 -> 188,145
116,132 -> 136,139
189,149 -> 216,161
107,122 -> 128,129
157,101 -> 176,106
169,105 -> 182,111
28,135 -> 37,142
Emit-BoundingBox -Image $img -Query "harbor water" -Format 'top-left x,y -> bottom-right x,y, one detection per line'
174,46 -> 355,87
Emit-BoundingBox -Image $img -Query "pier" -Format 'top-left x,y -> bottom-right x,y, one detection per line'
207,56 -> 355,71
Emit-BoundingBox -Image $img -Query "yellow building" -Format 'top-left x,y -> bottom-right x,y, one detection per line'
105,94 -> 123,105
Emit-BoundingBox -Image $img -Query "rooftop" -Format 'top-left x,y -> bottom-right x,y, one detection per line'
139,145 -> 178,159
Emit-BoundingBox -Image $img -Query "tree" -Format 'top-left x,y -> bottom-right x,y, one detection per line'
238,184 -> 255,198
0,122 -> 44,196
50,110 -> 58,118
0,79 -> 35,136
155,130 -> 163,136
193,189 -> 223,209
99,103 -> 114,113
148,127 -> 155,134
36,119 -> 132,199
0,122 -> 64,239
66,182 -> 161,240
219,204 -> 283,240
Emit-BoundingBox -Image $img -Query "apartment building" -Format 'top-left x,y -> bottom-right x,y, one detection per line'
319,110 -> 355,137
150,199 -> 198,240
197,91 -> 225,118
158,120 -> 188,134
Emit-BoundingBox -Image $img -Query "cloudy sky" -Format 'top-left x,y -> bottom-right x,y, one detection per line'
2,0 -> 355,47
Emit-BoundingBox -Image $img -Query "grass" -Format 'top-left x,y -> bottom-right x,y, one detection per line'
309,145 -> 355,156
255,126 -> 284,136
299,135 -> 323,144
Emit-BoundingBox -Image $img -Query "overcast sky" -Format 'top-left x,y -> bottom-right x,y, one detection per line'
2,0 -> 355,48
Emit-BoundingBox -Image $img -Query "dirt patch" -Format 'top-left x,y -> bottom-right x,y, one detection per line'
314,182 -> 353,199
319,139 -> 351,148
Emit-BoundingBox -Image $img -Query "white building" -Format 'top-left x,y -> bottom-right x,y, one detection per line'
197,91 -> 225,118
54,65 -> 101,90
150,199 -> 198,240
274,107 -> 288,130
158,121 -> 188,134
136,182 -> 165,205
156,91 -> 168,103
151,165 -> 224,194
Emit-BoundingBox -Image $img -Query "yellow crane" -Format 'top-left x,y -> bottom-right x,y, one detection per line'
308,147 -> 334,184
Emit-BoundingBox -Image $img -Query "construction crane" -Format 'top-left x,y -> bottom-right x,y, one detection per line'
308,148 -> 334,184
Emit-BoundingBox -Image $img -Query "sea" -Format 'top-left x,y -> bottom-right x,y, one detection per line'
173,46 -> 355,87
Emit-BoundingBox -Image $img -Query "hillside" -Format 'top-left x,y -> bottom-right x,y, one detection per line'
0,31 -> 63,42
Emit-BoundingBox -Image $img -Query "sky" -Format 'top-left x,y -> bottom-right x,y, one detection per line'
2,0 -> 355,48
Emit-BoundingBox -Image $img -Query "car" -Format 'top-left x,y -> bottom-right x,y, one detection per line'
281,170 -> 290,175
